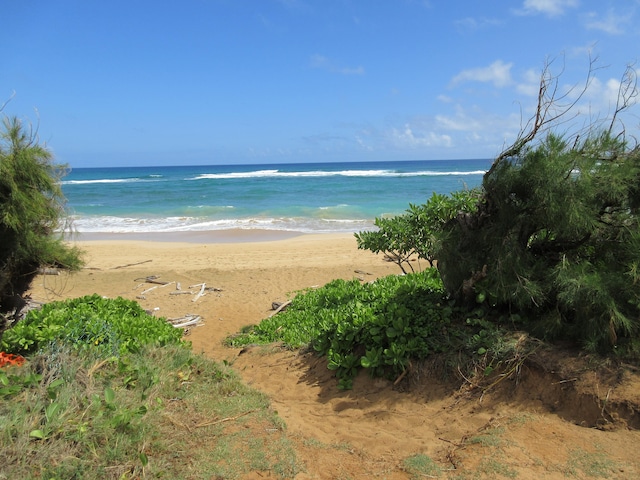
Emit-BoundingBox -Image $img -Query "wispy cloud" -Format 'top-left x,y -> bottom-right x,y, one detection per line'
584,9 -> 630,35
389,124 -> 452,148
451,60 -> 513,88
514,0 -> 579,17
310,54 -> 365,75
454,16 -> 503,33
516,68 -> 543,96
435,110 -> 484,132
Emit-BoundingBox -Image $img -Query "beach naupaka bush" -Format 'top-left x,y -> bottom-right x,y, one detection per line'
226,270 -> 504,389
0,294 -> 185,357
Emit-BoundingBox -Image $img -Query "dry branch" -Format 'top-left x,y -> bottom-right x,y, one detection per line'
194,409 -> 257,429
112,259 -> 153,270
269,300 -> 292,317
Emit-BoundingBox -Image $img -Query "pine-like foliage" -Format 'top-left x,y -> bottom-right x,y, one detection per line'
0,116 -> 82,321
436,132 -> 640,352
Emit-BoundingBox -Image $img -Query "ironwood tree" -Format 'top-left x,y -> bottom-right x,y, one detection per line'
435,61 -> 640,353
0,115 -> 82,337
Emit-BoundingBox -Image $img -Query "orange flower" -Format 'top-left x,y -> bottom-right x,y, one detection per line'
0,352 -> 25,367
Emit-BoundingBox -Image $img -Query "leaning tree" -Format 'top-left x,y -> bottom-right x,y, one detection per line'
435,60 -> 640,353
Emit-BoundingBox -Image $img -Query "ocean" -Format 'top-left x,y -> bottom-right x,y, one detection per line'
62,159 -> 491,235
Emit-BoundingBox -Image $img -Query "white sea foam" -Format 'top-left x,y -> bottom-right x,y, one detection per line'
190,169 -> 486,180
63,178 -> 145,185
71,215 -> 373,234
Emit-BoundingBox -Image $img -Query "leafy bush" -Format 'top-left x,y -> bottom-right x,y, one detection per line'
228,270 -> 504,389
355,190 -> 479,273
0,294 -> 185,356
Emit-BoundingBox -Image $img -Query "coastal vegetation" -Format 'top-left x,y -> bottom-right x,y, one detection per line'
1,60 -> 639,476
0,115 -> 83,338
0,296 -> 298,478
230,61 -> 640,386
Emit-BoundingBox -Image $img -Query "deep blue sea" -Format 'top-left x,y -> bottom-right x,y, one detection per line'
62,159 -> 491,234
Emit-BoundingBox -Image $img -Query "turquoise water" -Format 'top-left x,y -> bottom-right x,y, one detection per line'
62,159 -> 491,234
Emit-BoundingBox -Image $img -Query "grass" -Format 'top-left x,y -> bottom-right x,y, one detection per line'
563,447 -> 619,478
403,453 -> 443,478
0,342 -> 300,479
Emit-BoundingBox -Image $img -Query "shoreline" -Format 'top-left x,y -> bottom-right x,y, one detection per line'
69,228 -> 311,244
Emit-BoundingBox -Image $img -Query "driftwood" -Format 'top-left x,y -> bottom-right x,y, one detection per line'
135,275 -> 170,285
112,259 -> 153,270
270,300 -> 292,317
192,283 -> 206,302
140,280 -> 175,295
354,269 -> 373,276
167,314 -> 202,328
141,285 -> 158,295
171,316 -> 202,328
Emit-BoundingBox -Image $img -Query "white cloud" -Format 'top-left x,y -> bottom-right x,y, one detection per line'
310,54 -> 365,75
355,135 -> 373,151
580,76 -> 627,113
516,69 -> 542,96
451,60 -> 513,88
454,16 -> 503,32
515,0 -> 579,17
436,111 -> 480,132
584,10 -> 629,35
390,124 -> 452,148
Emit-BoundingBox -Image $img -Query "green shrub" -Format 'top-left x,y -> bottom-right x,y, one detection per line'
0,294 -> 185,356
227,270 -> 504,389
355,190 -> 479,274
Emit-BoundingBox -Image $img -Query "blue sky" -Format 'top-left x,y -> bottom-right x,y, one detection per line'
2,0 -> 638,167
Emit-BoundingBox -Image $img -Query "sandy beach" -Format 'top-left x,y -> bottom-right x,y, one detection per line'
24,231 -> 640,479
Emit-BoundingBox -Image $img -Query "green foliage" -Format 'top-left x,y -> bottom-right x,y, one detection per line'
355,190 -> 479,273
0,115 -> 82,323
437,132 -> 640,354
227,270 -> 504,389
0,368 -> 41,399
0,343 -> 297,479
0,294 -> 185,356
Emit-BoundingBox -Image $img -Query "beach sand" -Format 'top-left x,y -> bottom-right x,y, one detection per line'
25,231 -> 640,479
